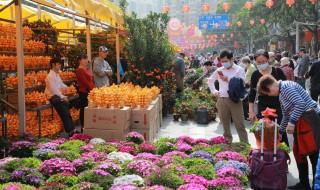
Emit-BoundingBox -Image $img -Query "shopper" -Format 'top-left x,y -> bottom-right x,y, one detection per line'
240,56 -> 256,85
93,46 -> 113,87
297,48 -> 310,89
306,60 -> 320,103
293,54 -> 300,81
257,75 -> 320,190
76,55 -> 94,130
280,57 -> 294,81
173,53 -> 186,95
268,51 -> 278,66
45,58 -> 76,137
248,49 -> 288,145
208,49 -> 248,143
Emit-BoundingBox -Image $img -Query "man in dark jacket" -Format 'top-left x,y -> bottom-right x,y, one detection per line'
306,61 -> 320,103
173,53 -> 186,94
297,48 -> 310,89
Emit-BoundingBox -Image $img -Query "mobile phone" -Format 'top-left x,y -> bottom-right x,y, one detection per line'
217,71 -> 224,76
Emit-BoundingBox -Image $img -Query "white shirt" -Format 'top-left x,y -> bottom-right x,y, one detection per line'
208,64 -> 245,98
45,70 -> 67,99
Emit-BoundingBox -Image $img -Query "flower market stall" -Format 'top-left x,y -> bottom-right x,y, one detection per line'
0,132 -> 251,190
0,0 -> 125,138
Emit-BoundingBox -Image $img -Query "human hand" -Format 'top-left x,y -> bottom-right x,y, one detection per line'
249,111 -> 257,122
286,123 -> 295,134
219,75 -> 228,82
213,91 -> 220,97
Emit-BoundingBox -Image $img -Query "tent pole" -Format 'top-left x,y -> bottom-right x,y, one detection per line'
15,0 -> 26,136
86,17 -> 92,71
116,31 -> 120,84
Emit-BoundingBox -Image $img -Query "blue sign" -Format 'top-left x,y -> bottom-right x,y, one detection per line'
199,14 -> 230,30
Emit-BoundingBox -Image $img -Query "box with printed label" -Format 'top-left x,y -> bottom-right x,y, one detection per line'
131,104 -> 157,129
84,107 -> 131,131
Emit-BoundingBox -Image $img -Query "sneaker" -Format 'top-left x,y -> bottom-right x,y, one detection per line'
288,183 -> 311,190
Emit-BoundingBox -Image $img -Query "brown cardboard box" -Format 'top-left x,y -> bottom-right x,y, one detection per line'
151,97 -> 159,113
131,104 -> 157,129
131,127 -> 154,142
83,128 -> 129,141
84,107 -> 131,131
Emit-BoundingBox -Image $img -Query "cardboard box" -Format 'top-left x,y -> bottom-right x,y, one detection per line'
151,97 -> 159,113
158,94 -> 163,111
158,94 -> 163,127
84,107 -> 131,131
131,104 -> 157,129
131,127 -> 154,142
84,128 -> 129,141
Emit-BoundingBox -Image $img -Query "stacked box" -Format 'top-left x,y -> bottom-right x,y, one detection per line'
84,107 -> 131,141
130,104 -> 157,142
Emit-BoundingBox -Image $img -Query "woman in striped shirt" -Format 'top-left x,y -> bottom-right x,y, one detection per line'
257,75 -> 320,190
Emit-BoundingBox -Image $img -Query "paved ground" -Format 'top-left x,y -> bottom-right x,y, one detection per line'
157,116 -> 315,189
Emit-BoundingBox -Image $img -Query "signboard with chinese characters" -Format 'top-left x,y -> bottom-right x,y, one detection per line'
199,14 -> 230,30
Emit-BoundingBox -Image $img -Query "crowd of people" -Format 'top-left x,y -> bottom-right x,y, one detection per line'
173,48 -> 320,190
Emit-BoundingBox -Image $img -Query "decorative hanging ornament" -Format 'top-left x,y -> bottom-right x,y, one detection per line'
182,4 -> 190,13
202,3 -> 210,12
162,5 -> 170,13
309,0 -> 317,4
244,1 -> 253,10
265,0 -> 274,8
223,2 -> 231,12
260,18 -> 266,25
249,19 -> 255,26
237,21 -> 242,27
286,0 -> 295,7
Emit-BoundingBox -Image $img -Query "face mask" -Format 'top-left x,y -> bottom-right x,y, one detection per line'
222,62 -> 232,69
257,63 -> 269,71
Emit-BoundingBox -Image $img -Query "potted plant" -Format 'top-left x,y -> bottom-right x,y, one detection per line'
196,104 -> 209,124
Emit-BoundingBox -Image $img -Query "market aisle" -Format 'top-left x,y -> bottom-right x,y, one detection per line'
157,116 -> 312,188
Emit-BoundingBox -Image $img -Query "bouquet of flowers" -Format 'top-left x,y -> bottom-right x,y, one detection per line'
9,141 -> 36,158
139,143 -> 156,153
39,158 -> 75,176
107,152 -> 134,163
81,151 -> 108,162
113,174 -> 144,186
89,138 -> 106,144
177,136 -> 196,145
110,184 -> 139,190
38,142 -> 59,150
210,136 -> 228,145
70,134 -> 93,143
215,151 -> 247,163
176,142 -> 193,153
182,174 -> 208,187
209,176 -> 241,189
216,167 -> 244,179
72,158 -> 95,173
98,162 -> 121,176
178,183 -> 207,190
127,160 -> 160,177
10,168 -> 44,187
161,151 -> 188,165
126,132 -> 145,144
134,153 -> 161,164
190,151 -> 215,164
215,160 -> 250,175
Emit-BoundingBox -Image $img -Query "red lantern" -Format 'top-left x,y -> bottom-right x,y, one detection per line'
260,19 -> 266,25
309,0 -> 317,4
266,0 -> 274,8
237,21 -> 242,27
249,19 -> 255,26
286,0 -> 295,7
202,3 -> 210,12
223,2 -> 231,12
182,4 -> 190,13
244,1 -> 253,10
162,5 -> 170,13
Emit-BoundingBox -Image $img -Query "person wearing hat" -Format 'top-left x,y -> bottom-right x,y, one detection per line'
93,46 -> 113,87
280,57 -> 294,81
45,58 -> 76,137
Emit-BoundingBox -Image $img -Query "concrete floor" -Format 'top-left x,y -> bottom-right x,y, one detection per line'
157,116 -> 315,189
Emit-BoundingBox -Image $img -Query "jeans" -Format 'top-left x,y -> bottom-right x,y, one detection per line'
51,99 -> 74,133
79,92 -> 89,128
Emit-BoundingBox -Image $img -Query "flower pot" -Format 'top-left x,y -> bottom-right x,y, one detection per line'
173,114 -> 180,121
196,108 -> 209,124
181,114 -> 188,122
